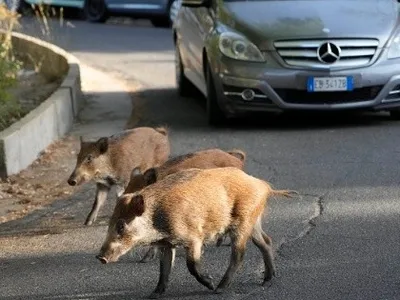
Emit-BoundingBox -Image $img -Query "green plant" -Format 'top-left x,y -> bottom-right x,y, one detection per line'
0,2 -> 66,131
0,3 -> 23,131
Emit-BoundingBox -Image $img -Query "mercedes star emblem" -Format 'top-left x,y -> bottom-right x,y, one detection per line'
317,42 -> 341,64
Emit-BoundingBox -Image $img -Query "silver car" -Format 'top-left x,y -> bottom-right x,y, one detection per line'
173,0 -> 400,125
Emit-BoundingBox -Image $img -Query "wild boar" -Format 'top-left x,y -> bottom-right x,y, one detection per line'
67,126 -> 170,226
124,148 -> 246,194
96,167 -> 298,298
123,148 -> 247,263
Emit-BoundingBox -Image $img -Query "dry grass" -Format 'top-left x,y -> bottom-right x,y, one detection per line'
0,3 -> 23,131
0,2 -> 66,131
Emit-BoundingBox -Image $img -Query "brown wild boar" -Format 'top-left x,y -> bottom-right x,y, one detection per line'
123,147 -> 247,263
67,126 -> 170,226
96,167 -> 297,298
124,148 -> 246,194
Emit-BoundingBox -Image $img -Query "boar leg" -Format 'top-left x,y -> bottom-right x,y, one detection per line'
140,246 -> 159,263
186,240 -> 215,291
149,246 -> 175,299
84,183 -> 110,226
262,230 -> 272,246
214,232 -> 248,293
251,219 -> 276,283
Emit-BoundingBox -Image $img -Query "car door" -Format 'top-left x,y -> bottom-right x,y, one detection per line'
177,1 -> 215,95
190,4 -> 215,83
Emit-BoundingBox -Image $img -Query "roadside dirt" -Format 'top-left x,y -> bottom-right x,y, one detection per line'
0,66 -> 142,225
11,69 -> 61,111
0,135 -> 78,224
0,68 -> 71,224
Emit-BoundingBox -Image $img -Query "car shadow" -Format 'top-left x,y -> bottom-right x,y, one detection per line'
128,86 -> 394,132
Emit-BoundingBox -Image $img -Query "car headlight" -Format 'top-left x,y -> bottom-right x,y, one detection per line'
218,32 -> 265,62
388,35 -> 400,59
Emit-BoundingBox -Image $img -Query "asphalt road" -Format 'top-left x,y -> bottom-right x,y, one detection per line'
1,16 -> 400,300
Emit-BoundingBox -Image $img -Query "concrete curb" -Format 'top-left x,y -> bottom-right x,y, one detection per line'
0,31 -> 84,178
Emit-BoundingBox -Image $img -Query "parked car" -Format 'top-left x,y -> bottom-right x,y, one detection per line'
173,0 -> 400,125
3,0 -> 181,27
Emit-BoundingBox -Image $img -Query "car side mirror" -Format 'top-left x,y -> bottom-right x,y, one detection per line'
181,0 -> 211,7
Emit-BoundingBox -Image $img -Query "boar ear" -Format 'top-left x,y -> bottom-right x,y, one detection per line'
96,137 -> 109,154
143,168 -> 157,185
115,219 -> 128,235
131,167 -> 142,178
130,194 -> 145,216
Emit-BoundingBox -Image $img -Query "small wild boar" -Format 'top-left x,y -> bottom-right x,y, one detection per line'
124,148 -> 246,194
96,167 -> 297,298
123,147 -> 247,263
67,126 -> 170,226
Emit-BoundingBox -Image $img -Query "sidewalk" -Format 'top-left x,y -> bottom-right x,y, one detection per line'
0,64 -> 136,226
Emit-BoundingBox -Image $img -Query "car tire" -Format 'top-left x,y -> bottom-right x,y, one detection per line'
151,0 -> 180,28
169,0 -> 181,23
389,109 -> 400,120
84,0 -> 108,23
175,43 -> 196,97
205,61 -> 227,126
151,17 -> 171,28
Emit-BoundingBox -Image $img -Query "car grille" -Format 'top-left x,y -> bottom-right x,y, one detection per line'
274,86 -> 383,105
273,38 -> 379,69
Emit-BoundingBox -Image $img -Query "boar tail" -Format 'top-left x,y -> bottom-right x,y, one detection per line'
227,149 -> 246,162
154,126 -> 169,136
270,189 -> 299,198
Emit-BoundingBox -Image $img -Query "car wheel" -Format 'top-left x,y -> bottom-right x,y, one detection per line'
175,43 -> 196,97
205,61 -> 227,126
151,17 -> 171,28
169,0 -> 181,23
151,0 -> 180,28
389,109 -> 400,120
84,0 -> 108,23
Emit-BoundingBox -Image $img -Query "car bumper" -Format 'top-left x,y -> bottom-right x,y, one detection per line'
213,57 -> 400,116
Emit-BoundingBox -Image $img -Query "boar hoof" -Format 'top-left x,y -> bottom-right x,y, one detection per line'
203,276 -> 215,290
263,269 -> 275,284
84,220 -> 93,226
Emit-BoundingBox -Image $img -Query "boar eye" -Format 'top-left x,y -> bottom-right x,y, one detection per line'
86,154 -> 93,163
116,219 -> 125,235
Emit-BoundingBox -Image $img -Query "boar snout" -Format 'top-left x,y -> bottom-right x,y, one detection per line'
96,255 -> 109,264
68,170 -> 85,186
67,170 -> 78,186
67,177 -> 77,186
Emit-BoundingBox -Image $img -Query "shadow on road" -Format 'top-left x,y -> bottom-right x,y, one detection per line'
130,86 -> 395,132
0,247 -> 263,300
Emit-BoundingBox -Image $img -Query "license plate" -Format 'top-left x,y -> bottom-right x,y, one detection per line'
307,76 -> 353,92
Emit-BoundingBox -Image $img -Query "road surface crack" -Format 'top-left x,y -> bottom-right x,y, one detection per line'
276,193 -> 325,257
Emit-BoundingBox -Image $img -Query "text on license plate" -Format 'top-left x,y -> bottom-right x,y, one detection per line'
307,76 -> 353,92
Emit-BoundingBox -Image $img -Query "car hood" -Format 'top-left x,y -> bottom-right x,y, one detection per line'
219,0 -> 399,50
